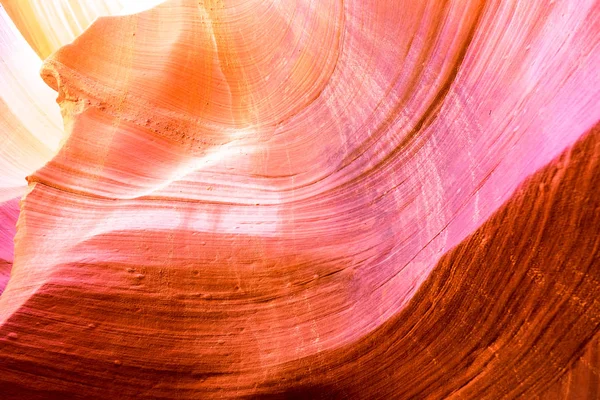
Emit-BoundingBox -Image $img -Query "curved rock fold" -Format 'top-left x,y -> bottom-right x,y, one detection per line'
0,0 -> 599,398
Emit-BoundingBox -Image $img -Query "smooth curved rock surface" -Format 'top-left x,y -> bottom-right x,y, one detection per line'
0,5 -> 63,201
0,197 -> 19,293
0,0 -> 165,58
0,0 -> 599,398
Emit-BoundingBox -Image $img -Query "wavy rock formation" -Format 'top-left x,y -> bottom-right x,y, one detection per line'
0,5 -> 64,290
0,0 -> 599,398
0,5 -> 62,201
0,0 -> 164,295
0,0 -> 167,58
0,198 -> 18,293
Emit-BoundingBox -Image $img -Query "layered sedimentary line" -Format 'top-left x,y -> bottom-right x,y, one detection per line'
0,0 -> 599,398
0,5 -> 64,291
0,197 -> 19,294
0,123 -> 598,399
248,122 -> 600,399
540,335 -> 600,399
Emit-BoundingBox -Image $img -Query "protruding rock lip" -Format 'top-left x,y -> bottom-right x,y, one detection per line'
29,0 -> 346,201
39,0 -> 344,130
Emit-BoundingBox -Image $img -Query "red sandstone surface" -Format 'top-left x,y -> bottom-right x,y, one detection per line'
0,0 -> 599,398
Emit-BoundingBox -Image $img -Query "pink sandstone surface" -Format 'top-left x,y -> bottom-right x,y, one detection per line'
0,0 -> 599,398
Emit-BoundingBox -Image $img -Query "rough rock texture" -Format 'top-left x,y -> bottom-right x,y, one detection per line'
542,335 -> 600,400
0,0 -> 599,398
